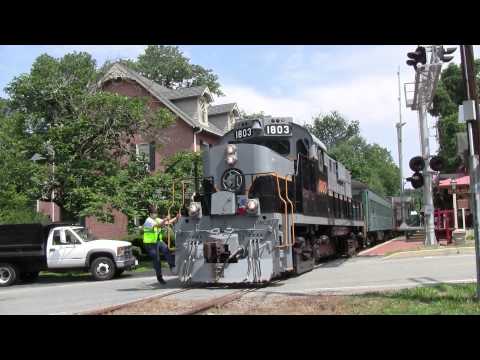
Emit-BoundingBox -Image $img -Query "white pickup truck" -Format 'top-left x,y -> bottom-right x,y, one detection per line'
0,223 -> 138,287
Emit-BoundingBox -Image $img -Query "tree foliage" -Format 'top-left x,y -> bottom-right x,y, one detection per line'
429,60 -> 480,172
308,112 -> 400,196
3,52 -> 176,221
306,111 -> 360,150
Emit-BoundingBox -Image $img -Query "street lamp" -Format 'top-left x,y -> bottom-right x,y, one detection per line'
451,178 -> 458,230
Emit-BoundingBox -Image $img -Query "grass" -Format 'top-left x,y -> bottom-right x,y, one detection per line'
345,283 -> 480,315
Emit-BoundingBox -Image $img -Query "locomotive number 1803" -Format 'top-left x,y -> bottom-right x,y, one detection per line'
265,124 -> 291,136
235,127 -> 253,139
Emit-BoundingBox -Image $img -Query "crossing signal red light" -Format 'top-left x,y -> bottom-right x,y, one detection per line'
407,172 -> 424,189
438,47 -> 456,63
429,156 -> 443,172
406,46 -> 427,69
409,156 -> 425,172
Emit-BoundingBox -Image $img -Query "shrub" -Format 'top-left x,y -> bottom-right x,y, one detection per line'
0,207 -> 51,225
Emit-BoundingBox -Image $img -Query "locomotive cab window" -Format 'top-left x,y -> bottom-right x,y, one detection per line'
238,138 -> 290,156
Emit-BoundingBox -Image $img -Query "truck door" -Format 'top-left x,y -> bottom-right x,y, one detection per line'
47,228 -> 85,268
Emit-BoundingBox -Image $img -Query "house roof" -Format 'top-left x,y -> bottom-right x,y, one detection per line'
97,63 -> 223,137
208,103 -> 239,116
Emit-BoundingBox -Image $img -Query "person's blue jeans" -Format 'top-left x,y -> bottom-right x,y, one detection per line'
157,240 -> 175,269
144,244 -> 162,277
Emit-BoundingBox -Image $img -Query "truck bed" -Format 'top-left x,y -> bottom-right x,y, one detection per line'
0,223 -> 45,257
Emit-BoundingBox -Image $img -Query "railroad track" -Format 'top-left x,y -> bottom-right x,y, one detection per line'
78,288 -> 193,315
79,281 -> 277,315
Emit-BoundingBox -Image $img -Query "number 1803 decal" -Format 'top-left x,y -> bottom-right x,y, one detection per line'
235,128 -> 253,139
265,124 -> 291,136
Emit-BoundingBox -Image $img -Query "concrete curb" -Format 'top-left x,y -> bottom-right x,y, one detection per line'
383,246 -> 475,260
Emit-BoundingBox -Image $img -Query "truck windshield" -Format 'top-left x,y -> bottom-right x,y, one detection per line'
72,228 -> 95,242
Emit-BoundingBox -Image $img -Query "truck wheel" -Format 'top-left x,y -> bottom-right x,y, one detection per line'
0,263 -> 18,287
20,271 -> 40,283
90,257 -> 116,281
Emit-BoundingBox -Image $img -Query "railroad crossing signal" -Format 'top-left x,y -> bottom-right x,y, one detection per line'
438,46 -> 457,63
407,172 -> 424,189
406,46 -> 427,70
409,156 -> 425,172
406,156 -> 443,189
407,156 -> 425,189
429,155 -> 443,172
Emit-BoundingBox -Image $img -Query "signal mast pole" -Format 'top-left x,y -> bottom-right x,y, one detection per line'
396,67 -> 407,229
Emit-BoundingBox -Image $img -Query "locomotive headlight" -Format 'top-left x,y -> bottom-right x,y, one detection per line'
226,144 -> 237,155
188,202 -> 201,217
226,155 -> 237,166
246,199 -> 259,215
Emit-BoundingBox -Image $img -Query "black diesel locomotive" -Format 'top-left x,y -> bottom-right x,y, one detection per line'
173,117 -> 393,284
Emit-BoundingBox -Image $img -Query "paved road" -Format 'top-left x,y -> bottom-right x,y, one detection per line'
0,254 -> 477,314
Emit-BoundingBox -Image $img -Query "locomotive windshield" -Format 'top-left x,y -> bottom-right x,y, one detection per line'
232,138 -> 290,156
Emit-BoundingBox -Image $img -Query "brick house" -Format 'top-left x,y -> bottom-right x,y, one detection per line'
38,62 -> 239,239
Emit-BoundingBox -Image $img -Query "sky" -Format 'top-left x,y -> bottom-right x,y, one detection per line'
1,45 -> 478,188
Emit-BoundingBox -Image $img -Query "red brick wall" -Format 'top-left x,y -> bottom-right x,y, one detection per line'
38,201 -> 62,222
85,209 -> 129,240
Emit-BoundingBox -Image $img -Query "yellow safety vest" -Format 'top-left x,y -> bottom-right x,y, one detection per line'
143,226 -> 158,244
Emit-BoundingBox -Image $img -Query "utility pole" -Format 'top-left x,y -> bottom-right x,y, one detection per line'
418,100 -> 437,245
459,45 -> 480,300
396,67 -> 407,229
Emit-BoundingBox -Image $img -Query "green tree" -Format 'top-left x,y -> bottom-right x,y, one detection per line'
330,136 -> 400,196
306,111 -> 360,150
429,60 -> 480,172
4,52 -> 176,221
238,109 -> 266,120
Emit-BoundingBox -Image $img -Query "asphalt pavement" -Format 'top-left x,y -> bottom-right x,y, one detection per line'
0,253 -> 477,315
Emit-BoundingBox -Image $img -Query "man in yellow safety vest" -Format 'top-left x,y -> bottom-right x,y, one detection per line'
143,209 -> 179,284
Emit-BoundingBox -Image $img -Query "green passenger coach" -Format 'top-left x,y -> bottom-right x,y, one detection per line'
352,180 -> 394,244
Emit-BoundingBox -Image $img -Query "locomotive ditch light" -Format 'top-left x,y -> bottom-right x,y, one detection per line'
226,144 -> 237,155
226,155 -> 237,166
409,156 -> 425,172
246,198 -> 260,215
188,202 -> 202,217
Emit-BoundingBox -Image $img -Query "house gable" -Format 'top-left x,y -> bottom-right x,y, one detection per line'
98,63 -> 224,137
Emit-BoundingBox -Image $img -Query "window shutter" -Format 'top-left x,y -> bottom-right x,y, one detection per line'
149,142 -> 156,171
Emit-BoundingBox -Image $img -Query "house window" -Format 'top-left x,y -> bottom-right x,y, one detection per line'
136,143 -> 156,172
199,98 -> 208,125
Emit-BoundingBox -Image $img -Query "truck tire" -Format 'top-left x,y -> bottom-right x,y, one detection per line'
0,263 -> 18,287
90,257 -> 116,281
20,271 -> 40,283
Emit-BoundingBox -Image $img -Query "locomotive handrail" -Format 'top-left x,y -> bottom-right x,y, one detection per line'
285,175 -> 295,246
166,182 -> 177,251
